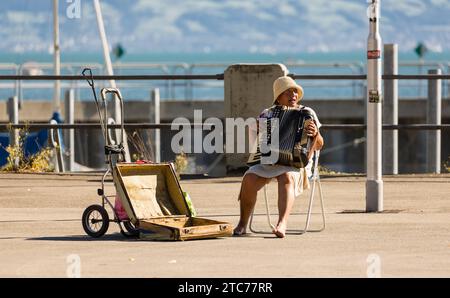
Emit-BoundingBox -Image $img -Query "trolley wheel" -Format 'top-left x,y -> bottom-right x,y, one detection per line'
121,221 -> 140,238
82,205 -> 110,238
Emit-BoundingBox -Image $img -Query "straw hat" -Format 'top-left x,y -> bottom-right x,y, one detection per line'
273,76 -> 304,103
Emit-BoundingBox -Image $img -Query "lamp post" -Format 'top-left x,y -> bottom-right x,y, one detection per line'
53,0 -> 61,114
366,0 -> 383,212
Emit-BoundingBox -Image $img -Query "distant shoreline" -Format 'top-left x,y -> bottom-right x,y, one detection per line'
1,51 -> 449,64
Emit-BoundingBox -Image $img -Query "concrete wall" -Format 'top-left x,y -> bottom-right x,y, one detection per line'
223,64 -> 288,171
1,98 -> 449,122
0,100 -> 224,122
1,98 -> 449,173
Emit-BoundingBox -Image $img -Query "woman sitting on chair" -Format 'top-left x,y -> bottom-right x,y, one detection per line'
233,76 -> 324,238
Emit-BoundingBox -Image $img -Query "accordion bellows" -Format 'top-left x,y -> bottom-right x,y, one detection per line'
248,105 -> 314,169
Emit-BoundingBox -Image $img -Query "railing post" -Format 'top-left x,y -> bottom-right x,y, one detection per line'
383,44 -> 398,174
50,120 -> 65,173
7,96 -> 19,147
7,96 -> 19,168
427,69 -> 442,173
151,88 -> 161,163
64,89 -> 75,171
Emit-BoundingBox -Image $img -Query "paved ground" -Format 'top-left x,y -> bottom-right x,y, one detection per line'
0,172 -> 449,277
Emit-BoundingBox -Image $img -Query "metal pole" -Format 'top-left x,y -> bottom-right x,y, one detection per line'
7,96 -> 19,169
64,89 -> 75,171
151,88 -> 161,163
427,69 -> 442,173
53,0 -> 61,113
50,120 -> 65,173
92,0 -> 131,162
366,0 -> 383,212
383,44 -> 398,175
92,0 -> 116,90
7,97 -> 19,166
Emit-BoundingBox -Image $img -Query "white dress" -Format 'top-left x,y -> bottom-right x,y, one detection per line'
244,105 -> 322,197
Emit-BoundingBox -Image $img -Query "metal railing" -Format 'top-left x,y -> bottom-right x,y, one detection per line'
2,73 -> 450,80
1,71 -> 449,174
2,61 -> 449,102
1,123 -> 449,130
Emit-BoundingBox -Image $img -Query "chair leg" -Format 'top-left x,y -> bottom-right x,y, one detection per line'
299,176 -> 326,233
316,176 -> 326,231
249,172 -> 326,235
303,177 -> 317,232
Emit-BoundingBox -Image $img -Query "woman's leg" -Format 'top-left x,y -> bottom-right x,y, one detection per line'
274,172 -> 296,238
233,173 -> 270,235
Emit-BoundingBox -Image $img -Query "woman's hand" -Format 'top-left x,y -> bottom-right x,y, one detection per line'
306,121 -> 318,137
306,121 -> 324,158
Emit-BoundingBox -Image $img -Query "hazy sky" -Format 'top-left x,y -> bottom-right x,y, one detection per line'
1,0 -> 449,53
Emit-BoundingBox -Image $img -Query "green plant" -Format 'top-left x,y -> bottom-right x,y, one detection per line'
444,156 -> 450,173
129,130 -> 153,161
1,128 -> 54,173
318,165 -> 338,175
174,151 -> 188,179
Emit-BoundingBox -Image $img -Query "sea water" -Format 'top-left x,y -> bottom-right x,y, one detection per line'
0,51 -> 449,102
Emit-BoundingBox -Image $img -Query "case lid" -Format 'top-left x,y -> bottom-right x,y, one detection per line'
114,163 -> 191,222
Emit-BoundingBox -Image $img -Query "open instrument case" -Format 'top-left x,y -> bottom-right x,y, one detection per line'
114,162 -> 233,241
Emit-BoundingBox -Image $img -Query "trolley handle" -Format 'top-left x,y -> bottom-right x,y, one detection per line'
101,87 -> 123,102
82,68 -> 108,140
100,88 -> 125,148
82,68 -> 94,87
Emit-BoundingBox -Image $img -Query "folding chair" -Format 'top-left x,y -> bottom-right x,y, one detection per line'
248,150 -> 325,234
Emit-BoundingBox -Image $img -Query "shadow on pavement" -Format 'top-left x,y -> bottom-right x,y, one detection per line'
25,234 -> 232,242
25,233 -> 134,242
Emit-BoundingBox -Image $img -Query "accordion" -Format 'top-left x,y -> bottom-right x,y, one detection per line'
247,105 -> 314,168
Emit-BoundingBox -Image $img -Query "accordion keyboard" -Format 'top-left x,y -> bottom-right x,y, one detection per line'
247,105 -> 313,168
